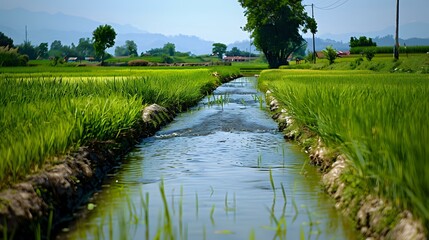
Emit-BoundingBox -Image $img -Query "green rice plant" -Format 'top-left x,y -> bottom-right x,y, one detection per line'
269,168 -> 276,199
210,204 -> 216,225
257,154 -> 262,167
259,69 -> 429,227
248,229 -> 256,240
158,179 -> 173,239
0,67 -> 240,186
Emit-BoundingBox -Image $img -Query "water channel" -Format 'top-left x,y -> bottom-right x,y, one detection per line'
60,77 -> 357,240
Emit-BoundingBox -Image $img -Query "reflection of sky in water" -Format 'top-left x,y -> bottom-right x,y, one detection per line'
63,77 -> 357,240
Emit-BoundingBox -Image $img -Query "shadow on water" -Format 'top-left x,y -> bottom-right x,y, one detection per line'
59,77 -> 358,240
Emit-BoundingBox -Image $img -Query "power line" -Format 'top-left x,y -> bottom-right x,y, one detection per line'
315,0 -> 350,10
316,0 -> 343,9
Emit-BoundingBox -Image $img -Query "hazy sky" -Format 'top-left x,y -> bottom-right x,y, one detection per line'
0,0 -> 428,43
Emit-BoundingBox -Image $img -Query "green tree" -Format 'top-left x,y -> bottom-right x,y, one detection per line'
115,40 -> 138,57
92,25 -> 117,64
36,43 -> 48,59
163,42 -> 176,56
126,40 -> 138,56
349,36 -> 377,48
49,40 -> 63,57
238,0 -> 315,68
212,43 -> 227,60
145,47 -> 164,56
115,45 -> 128,57
227,47 -> 241,56
0,32 -> 14,47
76,38 -> 95,58
323,46 -> 337,65
17,41 -> 37,60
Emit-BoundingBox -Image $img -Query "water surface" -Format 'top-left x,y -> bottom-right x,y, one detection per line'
61,77 -> 357,240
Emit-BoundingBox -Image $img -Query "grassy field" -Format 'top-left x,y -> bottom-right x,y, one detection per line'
0,66 -> 240,187
258,69 -> 429,227
283,53 -> 429,73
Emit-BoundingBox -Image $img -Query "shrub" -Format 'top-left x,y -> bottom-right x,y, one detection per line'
0,46 -> 28,66
350,57 -> 364,69
128,59 -> 149,66
364,49 -> 375,61
323,46 -> 337,65
162,55 -> 174,64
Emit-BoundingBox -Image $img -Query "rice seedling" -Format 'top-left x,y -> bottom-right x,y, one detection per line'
210,204 -> 216,226
259,69 -> 429,226
248,229 -> 256,240
257,153 -> 262,167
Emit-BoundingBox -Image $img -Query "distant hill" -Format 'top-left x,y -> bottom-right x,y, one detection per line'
0,8 -> 214,55
1,8 -> 428,55
318,22 -> 429,43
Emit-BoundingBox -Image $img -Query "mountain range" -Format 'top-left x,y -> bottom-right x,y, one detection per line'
1,8 -> 428,55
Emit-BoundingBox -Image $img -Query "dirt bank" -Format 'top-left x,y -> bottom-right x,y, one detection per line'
0,104 -> 176,240
265,90 -> 426,240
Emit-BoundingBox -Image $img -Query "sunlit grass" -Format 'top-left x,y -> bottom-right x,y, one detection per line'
259,69 -> 429,226
0,67 -> 240,186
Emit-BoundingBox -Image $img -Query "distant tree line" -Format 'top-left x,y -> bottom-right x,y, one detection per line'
225,47 -> 258,57
0,31 -> 97,62
349,36 -> 377,48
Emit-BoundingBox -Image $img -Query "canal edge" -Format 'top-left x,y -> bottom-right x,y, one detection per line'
264,90 -> 426,240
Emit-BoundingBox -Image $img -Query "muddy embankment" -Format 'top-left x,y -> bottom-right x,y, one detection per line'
265,90 -> 427,240
0,74 -> 241,240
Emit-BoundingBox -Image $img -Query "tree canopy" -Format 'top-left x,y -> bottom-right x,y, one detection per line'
0,32 -> 14,47
349,36 -> 377,48
115,40 -> 138,57
238,0 -> 316,68
93,25 -> 116,64
212,43 -> 227,60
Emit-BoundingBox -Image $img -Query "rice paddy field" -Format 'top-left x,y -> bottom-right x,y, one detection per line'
0,66 -> 240,188
258,69 -> 429,228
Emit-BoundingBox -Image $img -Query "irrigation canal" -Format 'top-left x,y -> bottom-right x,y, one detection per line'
59,77 -> 357,240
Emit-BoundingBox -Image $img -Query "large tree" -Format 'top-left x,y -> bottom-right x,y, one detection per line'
163,42 -> 176,57
36,43 -> 48,59
92,25 -> 116,64
238,0 -> 316,68
212,43 -> 227,60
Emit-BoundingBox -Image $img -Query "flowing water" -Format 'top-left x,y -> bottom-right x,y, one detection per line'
60,77 -> 357,240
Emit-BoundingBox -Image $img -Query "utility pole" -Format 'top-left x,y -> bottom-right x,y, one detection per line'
311,3 -> 316,64
304,4 -> 317,64
394,0 -> 400,60
249,35 -> 252,62
25,25 -> 28,43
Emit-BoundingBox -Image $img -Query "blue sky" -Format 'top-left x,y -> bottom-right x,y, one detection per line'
0,0 -> 428,43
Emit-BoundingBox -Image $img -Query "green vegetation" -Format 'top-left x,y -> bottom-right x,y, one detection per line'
349,36 -> 377,48
0,66 -> 239,187
350,45 -> 429,54
259,69 -> 429,227
0,46 -> 29,66
212,43 -> 227,60
322,46 -> 337,65
92,24 -> 117,64
281,53 -> 429,73
238,0 -> 316,68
